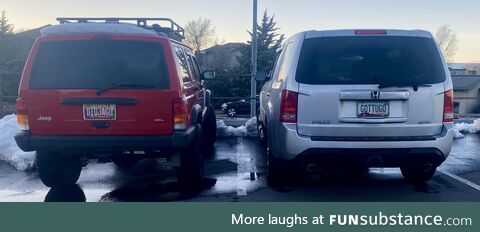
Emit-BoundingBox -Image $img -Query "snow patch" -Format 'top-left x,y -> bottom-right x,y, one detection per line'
0,114 -> 36,171
454,119 -> 480,139
216,117 -> 258,138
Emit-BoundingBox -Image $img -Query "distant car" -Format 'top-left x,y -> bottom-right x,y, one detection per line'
257,29 -> 455,186
222,99 -> 259,117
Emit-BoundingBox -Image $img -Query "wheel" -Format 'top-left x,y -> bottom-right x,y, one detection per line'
202,104 -> 217,149
36,151 -> 82,188
401,161 -> 437,183
267,147 -> 287,187
112,155 -> 140,169
178,125 -> 205,195
227,108 -> 237,117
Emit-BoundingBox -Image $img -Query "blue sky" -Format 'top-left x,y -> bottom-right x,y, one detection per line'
2,0 -> 480,62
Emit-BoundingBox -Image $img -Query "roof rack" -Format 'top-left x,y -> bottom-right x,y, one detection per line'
56,17 -> 185,41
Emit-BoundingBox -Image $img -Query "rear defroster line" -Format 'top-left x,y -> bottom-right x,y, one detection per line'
438,170 -> 480,191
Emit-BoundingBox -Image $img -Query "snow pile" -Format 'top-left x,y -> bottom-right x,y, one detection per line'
455,119 -> 480,134
216,117 -> 258,138
454,119 -> 480,139
0,115 -> 36,171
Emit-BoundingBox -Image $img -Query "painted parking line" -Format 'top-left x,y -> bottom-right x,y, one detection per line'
438,170 -> 480,191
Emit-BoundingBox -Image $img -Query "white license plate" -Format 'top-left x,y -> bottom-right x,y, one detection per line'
357,101 -> 389,118
83,104 -> 116,120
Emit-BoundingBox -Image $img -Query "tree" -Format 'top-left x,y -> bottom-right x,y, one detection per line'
184,18 -> 216,52
0,10 -> 14,36
238,10 -> 285,74
435,24 -> 458,62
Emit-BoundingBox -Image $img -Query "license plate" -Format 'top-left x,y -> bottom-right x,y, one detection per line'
357,101 -> 389,118
83,104 -> 116,120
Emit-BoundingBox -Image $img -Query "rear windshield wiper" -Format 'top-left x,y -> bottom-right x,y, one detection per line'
96,83 -> 156,96
378,83 -> 432,91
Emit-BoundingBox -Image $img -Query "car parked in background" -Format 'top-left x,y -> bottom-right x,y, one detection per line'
257,29 -> 455,186
221,99 -> 259,117
14,18 -> 217,193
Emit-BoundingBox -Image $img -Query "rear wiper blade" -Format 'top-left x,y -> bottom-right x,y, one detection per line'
378,83 -> 432,91
96,83 -> 155,96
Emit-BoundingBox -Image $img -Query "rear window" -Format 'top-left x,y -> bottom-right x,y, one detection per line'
29,40 -> 169,89
296,36 -> 446,85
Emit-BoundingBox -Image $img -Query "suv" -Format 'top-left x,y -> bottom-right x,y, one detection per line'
14,18 -> 217,191
257,29 -> 454,185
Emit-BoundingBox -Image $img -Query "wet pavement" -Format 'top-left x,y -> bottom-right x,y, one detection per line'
1,134 -> 480,202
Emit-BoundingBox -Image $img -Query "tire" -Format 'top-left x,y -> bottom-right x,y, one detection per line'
112,155 -> 140,169
202,104 -> 217,149
401,161 -> 437,183
36,151 -> 82,188
178,125 -> 205,195
267,147 -> 287,188
227,108 -> 237,117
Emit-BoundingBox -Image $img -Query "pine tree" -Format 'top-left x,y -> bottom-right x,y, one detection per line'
238,10 -> 285,74
0,10 -> 14,36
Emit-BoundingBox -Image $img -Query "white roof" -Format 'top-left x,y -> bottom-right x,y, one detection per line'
306,29 -> 433,39
40,23 -> 158,36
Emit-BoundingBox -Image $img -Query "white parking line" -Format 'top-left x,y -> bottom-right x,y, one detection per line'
439,170 -> 480,191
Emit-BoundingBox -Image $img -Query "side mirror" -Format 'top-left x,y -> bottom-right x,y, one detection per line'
201,70 -> 215,80
255,71 -> 269,82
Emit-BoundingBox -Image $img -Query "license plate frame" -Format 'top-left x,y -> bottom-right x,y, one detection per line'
83,104 -> 116,120
357,101 -> 390,118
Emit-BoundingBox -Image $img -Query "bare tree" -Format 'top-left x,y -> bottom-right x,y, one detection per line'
184,18 -> 216,52
435,24 -> 458,62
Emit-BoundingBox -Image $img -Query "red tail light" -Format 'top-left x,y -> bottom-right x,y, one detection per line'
443,90 -> 454,123
279,90 -> 298,123
173,98 -> 188,130
16,97 -> 29,131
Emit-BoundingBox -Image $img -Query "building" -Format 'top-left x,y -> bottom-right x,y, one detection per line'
196,43 -> 246,72
448,63 -> 480,75
452,75 -> 480,115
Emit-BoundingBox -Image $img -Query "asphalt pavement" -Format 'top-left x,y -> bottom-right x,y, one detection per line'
1,134 -> 480,202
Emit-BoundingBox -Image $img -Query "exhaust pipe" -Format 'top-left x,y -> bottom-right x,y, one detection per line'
306,163 -> 319,173
422,163 -> 434,173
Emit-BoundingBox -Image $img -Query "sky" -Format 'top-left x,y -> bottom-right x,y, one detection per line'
2,0 -> 480,62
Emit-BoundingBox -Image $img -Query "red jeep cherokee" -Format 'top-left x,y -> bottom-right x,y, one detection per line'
14,18 -> 217,191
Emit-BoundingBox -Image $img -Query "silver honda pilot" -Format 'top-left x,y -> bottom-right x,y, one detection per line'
257,29 -> 455,186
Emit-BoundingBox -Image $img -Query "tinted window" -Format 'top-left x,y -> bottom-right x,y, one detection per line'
174,47 -> 192,83
30,40 -> 169,89
296,36 -> 446,85
186,53 -> 200,80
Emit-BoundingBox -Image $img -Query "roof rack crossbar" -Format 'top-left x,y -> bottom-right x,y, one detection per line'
56,17 -> 185,41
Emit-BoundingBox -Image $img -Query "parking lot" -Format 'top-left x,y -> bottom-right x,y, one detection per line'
0,133 -> 479,202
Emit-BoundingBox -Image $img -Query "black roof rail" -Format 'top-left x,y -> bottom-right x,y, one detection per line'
56,17 -> 185,41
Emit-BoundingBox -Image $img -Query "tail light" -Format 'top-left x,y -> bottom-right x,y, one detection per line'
443,90 -> 454,123
355,30 -> 387,35
173,98 -> 188,130
16,97 -> 29,131
279,90 -> 298,123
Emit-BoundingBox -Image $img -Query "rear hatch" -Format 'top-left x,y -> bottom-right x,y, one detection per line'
296,33 -> 447,139
23,36 -> 177,136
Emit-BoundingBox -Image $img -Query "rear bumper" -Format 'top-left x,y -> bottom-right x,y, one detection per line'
270,122 -> 454,165
14,126 -> 197,153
